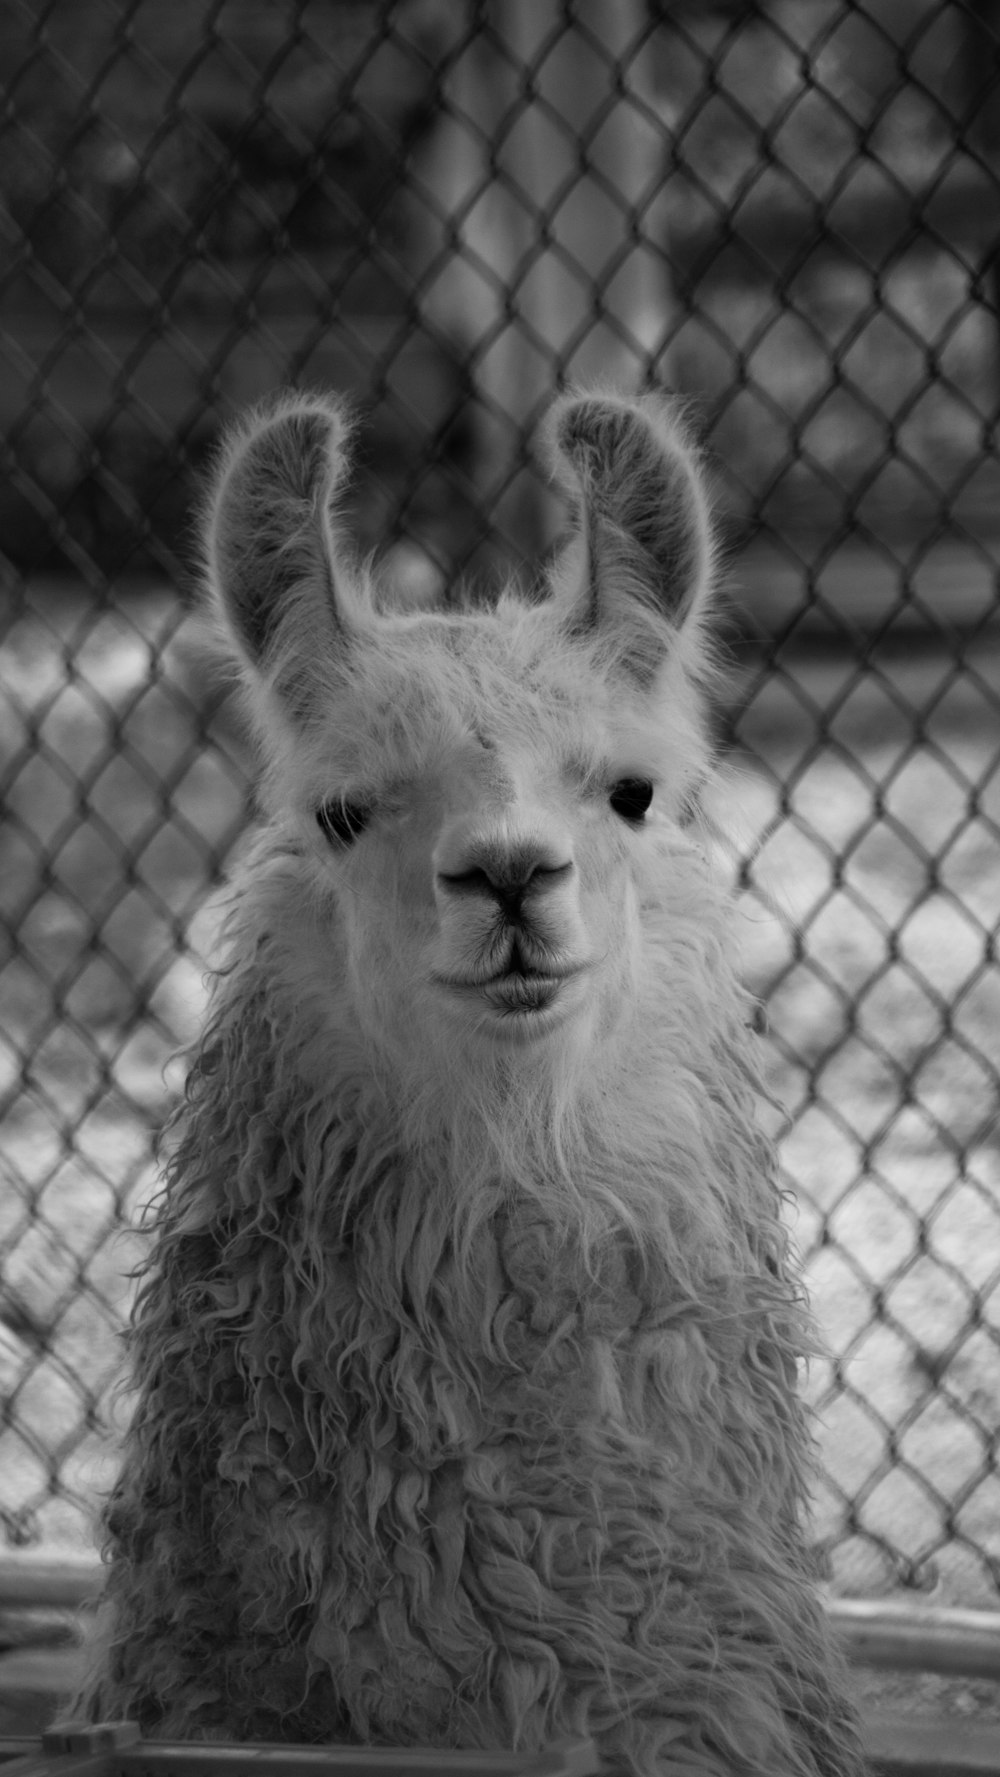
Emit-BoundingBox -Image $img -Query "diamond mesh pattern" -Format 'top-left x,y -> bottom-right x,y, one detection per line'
1,0 -> 998,1606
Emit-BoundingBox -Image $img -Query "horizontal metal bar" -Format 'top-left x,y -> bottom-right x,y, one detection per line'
827,1600 -> 1000,1681
2,1719 -> 999,1777
0,1734 -> 601,1777
2,1565 -> 1000,1685
866,1713 -> 1000,1777
0,1564 -> 102,1610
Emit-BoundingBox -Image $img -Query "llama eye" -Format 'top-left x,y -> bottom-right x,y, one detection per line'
317,798 -> 370,846
609,778 -> 654,823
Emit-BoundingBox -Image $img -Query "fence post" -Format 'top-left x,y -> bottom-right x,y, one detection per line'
956,0 -> 1000,386
415,0 -> 669,558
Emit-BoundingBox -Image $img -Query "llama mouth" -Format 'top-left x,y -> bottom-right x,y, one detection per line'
435,965 -> 582,1019
484,973 -> 563,1014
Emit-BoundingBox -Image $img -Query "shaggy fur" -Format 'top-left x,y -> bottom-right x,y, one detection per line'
76,390 -> 864,1775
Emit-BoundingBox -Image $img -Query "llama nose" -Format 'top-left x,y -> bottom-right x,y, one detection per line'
436,838 -> 573,916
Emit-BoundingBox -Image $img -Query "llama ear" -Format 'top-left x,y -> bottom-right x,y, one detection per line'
204,392 -> 360,692
547,392 -> 713,681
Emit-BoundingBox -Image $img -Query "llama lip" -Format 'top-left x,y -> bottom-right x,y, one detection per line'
484,972 -> 562,1013
435,965 -> 582,1015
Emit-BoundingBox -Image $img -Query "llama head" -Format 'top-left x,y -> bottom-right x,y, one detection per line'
204,388 -> 718,1140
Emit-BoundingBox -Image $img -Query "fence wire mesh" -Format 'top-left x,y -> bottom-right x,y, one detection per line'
1,0 -> 998,1609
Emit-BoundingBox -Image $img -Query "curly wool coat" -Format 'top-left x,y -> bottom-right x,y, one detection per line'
75,390 -> 864,1777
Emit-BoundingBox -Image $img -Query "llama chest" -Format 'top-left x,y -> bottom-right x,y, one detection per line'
151,1202 -> 806,1750
175,1193 -> 800,1553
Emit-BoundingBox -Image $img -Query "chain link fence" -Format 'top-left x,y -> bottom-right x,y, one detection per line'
1,0 -> 998,1611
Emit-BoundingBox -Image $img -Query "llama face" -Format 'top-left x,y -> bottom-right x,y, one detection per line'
298,618 -> 655,1061
205,390 -> 716,1081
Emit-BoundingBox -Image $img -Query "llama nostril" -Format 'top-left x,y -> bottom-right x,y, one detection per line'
437,854 -> 573,910
438,865 -> 501,899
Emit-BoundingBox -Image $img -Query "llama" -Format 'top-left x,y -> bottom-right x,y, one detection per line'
76,389 -> 863,1775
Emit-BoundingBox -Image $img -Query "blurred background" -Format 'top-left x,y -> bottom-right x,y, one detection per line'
0,0 -> 998,1658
